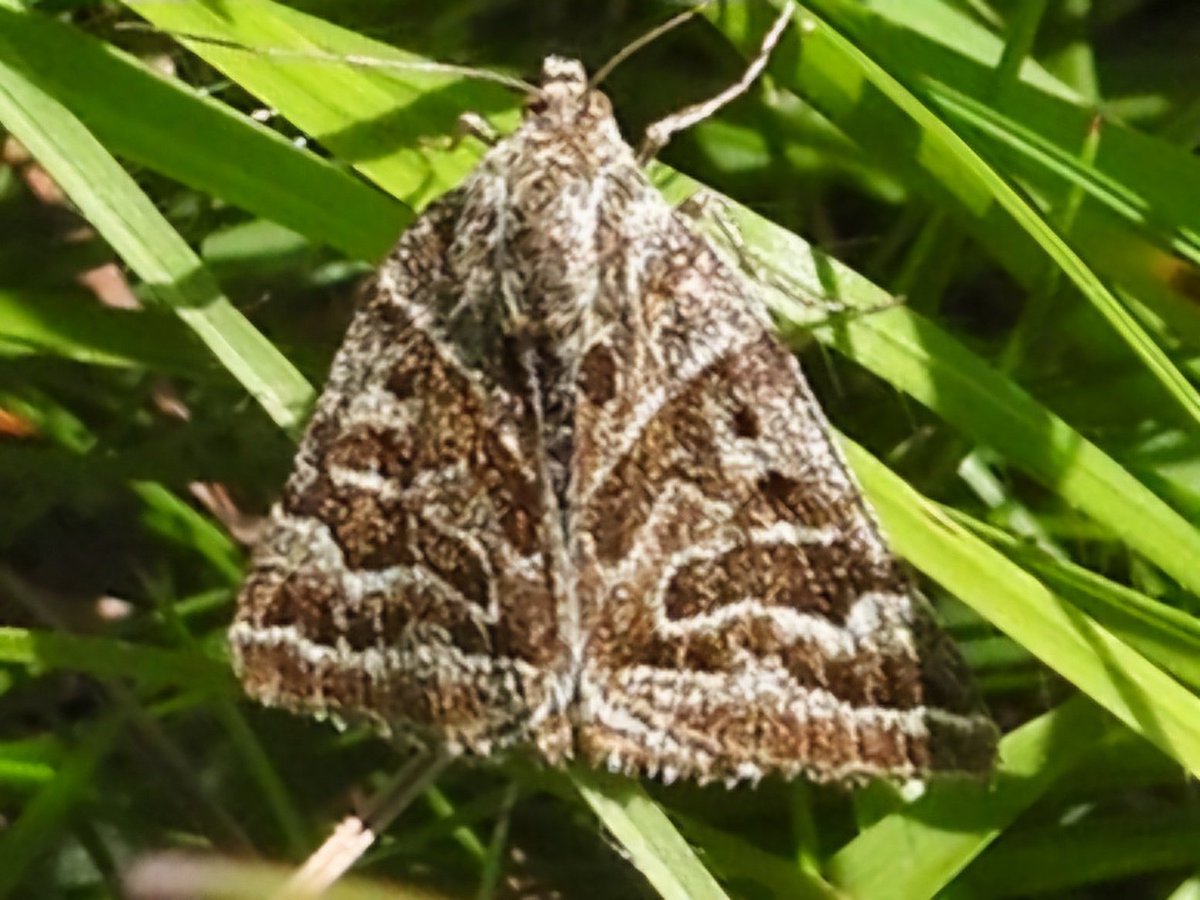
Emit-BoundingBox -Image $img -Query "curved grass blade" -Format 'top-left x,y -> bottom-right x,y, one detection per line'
837,0 -> 1200,338
0,33 -> 313,434
845,437 -> 1200,779
122,0 -> 519,213
0,0 -> 404,262
571,767 -> 732,900
710,1 -> 1200,427
828,696 -> 1114,900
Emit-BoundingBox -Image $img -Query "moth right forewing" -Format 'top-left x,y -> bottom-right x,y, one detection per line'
568,194 -> 998,784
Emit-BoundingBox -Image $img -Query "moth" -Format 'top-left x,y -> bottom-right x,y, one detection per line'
229,53 -> 997,786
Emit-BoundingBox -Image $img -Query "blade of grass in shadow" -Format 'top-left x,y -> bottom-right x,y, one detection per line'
0,40 -> 313,434
149,574 -> 308,857
0,289 -> 211,377
0,626 -> 229,691
0,714 -> 125,900
945,808 -> 1200,899
711,1 -> 1200,427
827,696 -> 1114,899
669,810 -> 842,898
571,767 -> 731,900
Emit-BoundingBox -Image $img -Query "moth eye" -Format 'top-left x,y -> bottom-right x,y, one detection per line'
525,94 -> 550,116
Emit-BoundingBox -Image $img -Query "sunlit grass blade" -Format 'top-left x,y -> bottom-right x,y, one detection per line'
122,0 -> 519,213
0,38 -> 313,434
952,511 -> 1200,693
846,437 -> 1200,778
828,696 -> 1115,899
0,743 -> 56,792
571,767 -> 731,900
710,1 -> 1200,426
836,0 -> 1200,335
0,0 -> 403,261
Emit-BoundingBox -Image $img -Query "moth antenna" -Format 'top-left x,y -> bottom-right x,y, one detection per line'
637,1 -> 793,162
588,3 -> 710,90
114,22 -> 536,94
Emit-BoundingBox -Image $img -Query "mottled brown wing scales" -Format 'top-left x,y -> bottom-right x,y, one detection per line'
231,56 -> 997,785
230,197 -> 573,761
571,205 -> 995,783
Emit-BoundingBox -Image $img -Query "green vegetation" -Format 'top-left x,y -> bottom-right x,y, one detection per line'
0,0 -> 1198,896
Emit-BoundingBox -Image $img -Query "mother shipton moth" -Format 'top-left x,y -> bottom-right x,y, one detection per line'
229,48 -> 998,786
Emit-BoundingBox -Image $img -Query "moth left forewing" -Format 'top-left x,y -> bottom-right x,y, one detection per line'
570,199 -> 996,785
230,190 -> 575,760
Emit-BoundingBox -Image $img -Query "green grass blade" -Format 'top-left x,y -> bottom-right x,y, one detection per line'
571,767 -> 731,900
122,0 -> 519,213
0,1 -> 403,261
669,812 -> 841,898
0,33 -> 313,433
813,304 -> 1200,595
945,807 -> 1200,898
859,0 -> 1200,337
0,626 -> 229,690
828,696 -> 1114,899
952,511 -> 1200,693
711,1 -> 1200,426
0,289 -> 209,375
0,715 -> 124,899
845,437 -> 1200,778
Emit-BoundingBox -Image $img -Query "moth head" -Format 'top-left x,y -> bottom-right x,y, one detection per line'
526,56 -> 613,125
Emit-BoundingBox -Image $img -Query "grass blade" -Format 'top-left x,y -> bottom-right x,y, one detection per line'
571,767 -> 731,900
0,31 -> 313,433
827,697 -> 1114,899
711,1 -> 1200,426
845,437 -> 1200,778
